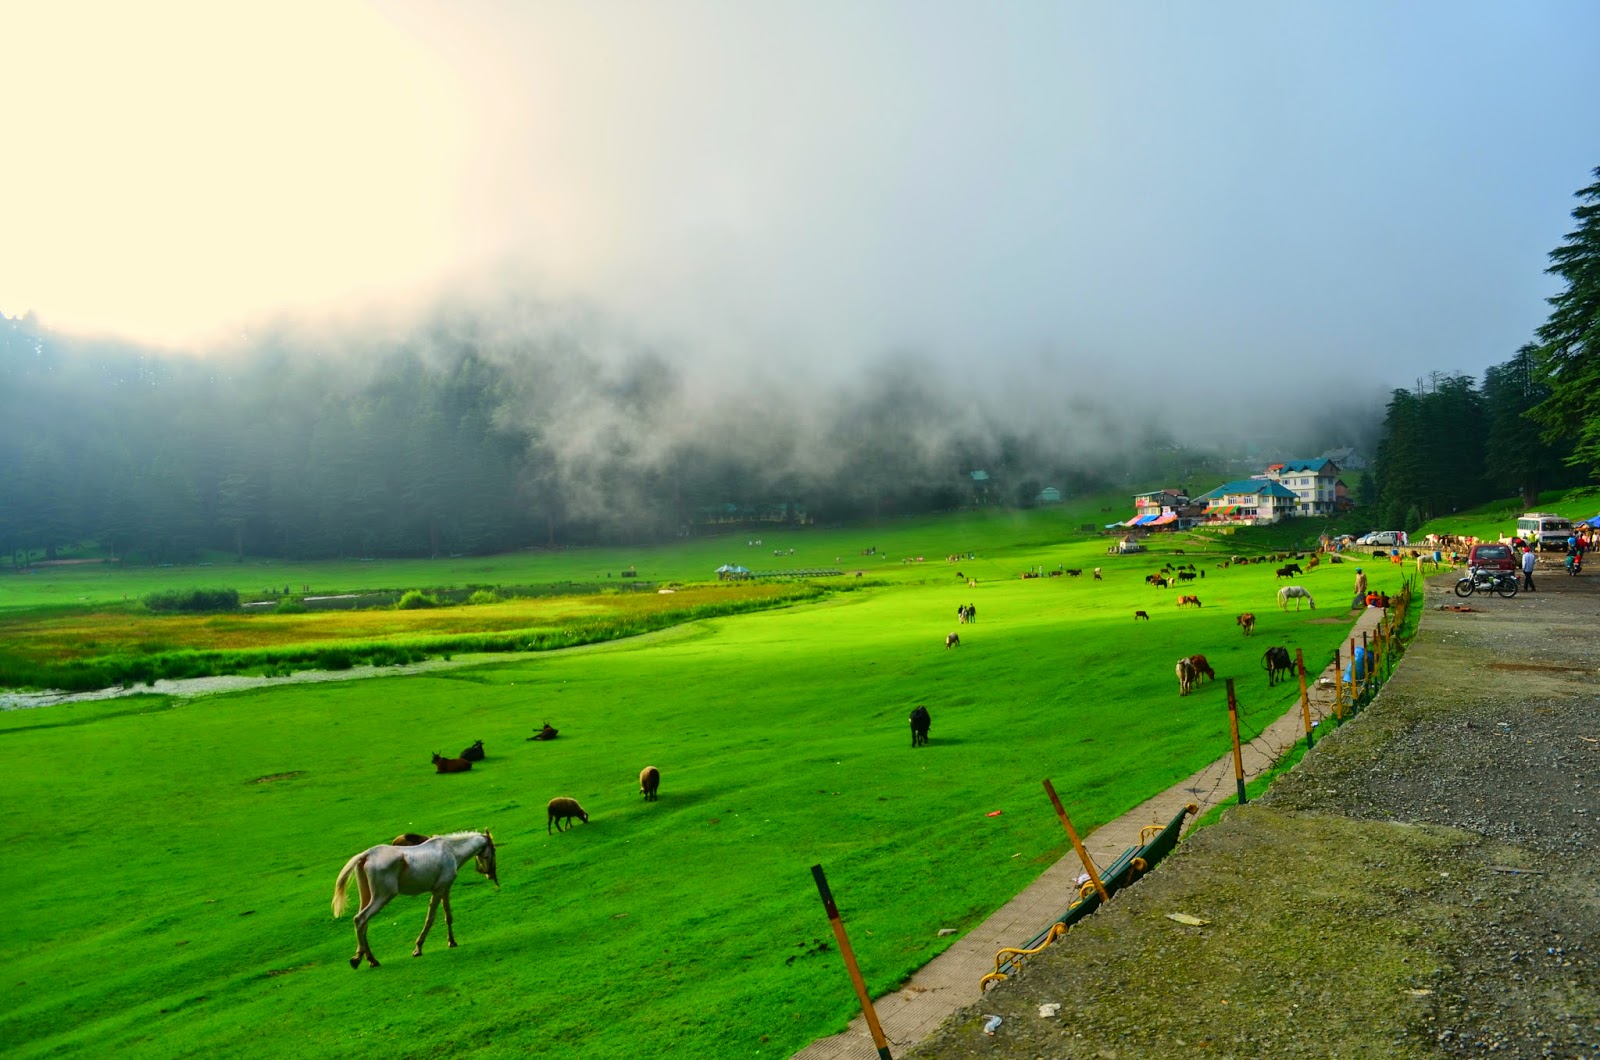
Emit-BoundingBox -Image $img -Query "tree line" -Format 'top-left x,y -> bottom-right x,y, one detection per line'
1372,166 -> 1600,531
1,308 -> 1216,565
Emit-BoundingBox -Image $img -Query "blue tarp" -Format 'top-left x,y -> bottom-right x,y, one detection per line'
1585,514 -> 1600,529
1342,646 -> 1370,683
1133,514 -> 1157,525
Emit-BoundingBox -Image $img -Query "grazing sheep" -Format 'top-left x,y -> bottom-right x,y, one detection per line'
547,797 -> 589,833
460,739 -> 485,761
390,833 -> 431,846
639,766 -> 660,802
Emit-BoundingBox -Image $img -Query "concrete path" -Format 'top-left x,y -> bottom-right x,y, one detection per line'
793,601 -> 1394,1060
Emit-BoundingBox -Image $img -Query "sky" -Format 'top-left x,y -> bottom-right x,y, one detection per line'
4,1 -> 1598,400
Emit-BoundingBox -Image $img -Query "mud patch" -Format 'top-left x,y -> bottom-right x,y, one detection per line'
249,771 -> 303,784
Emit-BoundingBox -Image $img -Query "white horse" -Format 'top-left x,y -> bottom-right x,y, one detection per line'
332,830 -> 498,969
1278,585 -> 1316,611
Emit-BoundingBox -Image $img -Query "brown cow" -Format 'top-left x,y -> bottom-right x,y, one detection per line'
945,631 -> 961,649
639,766 -> 661,801
431,753 -> 472,774
1177,595 -> 1202,607
1134,610 -> 1150,621
1184,654 -> 1216,683
1237,612 -> 1256,636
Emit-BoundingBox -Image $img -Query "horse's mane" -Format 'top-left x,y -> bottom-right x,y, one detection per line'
434,829 -> 490,842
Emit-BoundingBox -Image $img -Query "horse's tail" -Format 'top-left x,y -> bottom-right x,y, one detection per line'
332,853 -> 367,918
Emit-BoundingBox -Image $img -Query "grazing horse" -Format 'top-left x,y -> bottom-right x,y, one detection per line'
909,705 -> 931,747
332,830 -> 498,969
1184,654 -> 1216,683
1236,612 -> 1256,636
1175,657 -> 1199,697
1134,610 -> 1150,621
460,740 -> 485,762
432,753 -> 472,774
945,632 -> 961,649
1277,585 -> 1316,611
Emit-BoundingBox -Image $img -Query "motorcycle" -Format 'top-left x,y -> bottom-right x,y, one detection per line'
1566,553 -> 1584,576
1454,565 -> 1519,598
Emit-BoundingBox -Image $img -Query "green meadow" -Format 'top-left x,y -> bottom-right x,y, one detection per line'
2,503 -> 1412,1059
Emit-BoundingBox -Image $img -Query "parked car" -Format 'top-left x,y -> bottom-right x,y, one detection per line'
1467,542 -> 1516,573
1357,530 -> 1406,546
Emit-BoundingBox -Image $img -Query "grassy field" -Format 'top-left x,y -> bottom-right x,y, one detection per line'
1,501 -> 1416,1058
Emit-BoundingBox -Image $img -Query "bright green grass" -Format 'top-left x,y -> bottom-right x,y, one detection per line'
0,519 -> 1412,1059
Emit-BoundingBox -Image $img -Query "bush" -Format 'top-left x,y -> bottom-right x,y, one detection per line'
467,590 -> 501,606
143,588 -> 240,613
274,597 -> 306,614
317,649 -> 354,670
397,590 -> 440,610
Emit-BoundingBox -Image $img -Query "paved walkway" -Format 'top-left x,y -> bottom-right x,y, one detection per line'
793,602 -> 1394,1060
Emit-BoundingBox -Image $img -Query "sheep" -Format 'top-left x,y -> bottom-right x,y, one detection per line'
639,766 -> 661,802
547,796 -> 590,833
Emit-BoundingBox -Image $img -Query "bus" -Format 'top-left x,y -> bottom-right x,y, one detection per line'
1515,513 -> 1573,551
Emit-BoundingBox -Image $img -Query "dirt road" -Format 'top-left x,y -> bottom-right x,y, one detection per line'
909,566 -> 1600,1059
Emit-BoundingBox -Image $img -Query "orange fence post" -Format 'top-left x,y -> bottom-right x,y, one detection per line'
1042,779 -> 1109,902
1225,679 -> 1247,805
810,864 -> 893,1060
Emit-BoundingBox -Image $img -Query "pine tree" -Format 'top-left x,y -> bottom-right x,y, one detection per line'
1530,166 -> 1600,476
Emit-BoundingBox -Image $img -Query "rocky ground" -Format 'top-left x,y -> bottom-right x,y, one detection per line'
909,566 -> 1600,1059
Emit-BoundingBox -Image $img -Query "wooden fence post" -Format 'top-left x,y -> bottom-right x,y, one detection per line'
1295,648 -> 1313,750
1225,679 -> 1247,805
1042,779 -> 1109,902
810,864 -> 893,1060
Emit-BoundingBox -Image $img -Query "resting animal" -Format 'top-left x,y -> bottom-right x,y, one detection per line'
460,740 -> 485,761
528,723 -> 559,741
547,797 -> 589,833
431,753 -> 472,774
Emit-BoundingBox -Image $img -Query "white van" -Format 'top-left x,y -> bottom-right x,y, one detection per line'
1515,513 -> 1573,551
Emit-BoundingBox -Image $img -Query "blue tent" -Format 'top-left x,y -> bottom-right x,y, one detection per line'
1585,514 -> 1600,529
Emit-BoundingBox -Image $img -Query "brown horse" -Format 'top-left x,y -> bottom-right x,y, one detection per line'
431,753 -> 472,774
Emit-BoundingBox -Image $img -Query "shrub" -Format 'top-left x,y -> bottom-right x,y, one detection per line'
274,597 -> 306,614
317,649 -> 354,671
397,590 -> 440,610
467,590 -> 501,606
143,588 -> 240,613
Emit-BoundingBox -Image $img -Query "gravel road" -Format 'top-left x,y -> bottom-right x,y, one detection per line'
910,565 -> 1600,1059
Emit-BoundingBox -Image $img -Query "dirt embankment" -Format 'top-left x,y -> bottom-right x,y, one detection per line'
910,569 -> 1600,1059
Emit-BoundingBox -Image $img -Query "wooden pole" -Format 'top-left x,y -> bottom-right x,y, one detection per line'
1333,647 -> 1344,720
810,865 -> 893,1060
1225,679 -> 1247,804
1295,648 -> 1313,750
1042,779 -> 1109,901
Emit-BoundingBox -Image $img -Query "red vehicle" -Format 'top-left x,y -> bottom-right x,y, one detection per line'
1467,542 -> 1517,573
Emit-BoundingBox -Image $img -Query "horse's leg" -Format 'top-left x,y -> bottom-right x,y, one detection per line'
442,893 -> 457,948
413,894 -> 441,957
353,880 -> 392,969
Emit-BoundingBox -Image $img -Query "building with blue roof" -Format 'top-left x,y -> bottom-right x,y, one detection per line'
1195,478 -> 1300,525
1258,458 -> 1341,516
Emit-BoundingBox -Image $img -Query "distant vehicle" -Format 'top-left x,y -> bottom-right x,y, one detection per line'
1515,513 -> 1573,552
1467,542 -> 1517,573
1357,530 -> 1406,547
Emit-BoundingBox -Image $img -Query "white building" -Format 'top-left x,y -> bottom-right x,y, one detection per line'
1257,459 -> 1341,516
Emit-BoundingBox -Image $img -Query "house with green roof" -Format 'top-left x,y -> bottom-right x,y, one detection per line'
1195,478 -> 1300,525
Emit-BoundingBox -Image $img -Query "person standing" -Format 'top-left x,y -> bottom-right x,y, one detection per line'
1522,546 -> 1537,592
1352,567 -> 1367,610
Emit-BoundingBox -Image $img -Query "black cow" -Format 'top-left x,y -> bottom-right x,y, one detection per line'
910,705 -> 931,747
1262,646 -> 1294,686
460,739 -> 485,761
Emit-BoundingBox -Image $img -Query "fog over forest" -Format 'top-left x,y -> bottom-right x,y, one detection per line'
1,296 -> 1384,563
